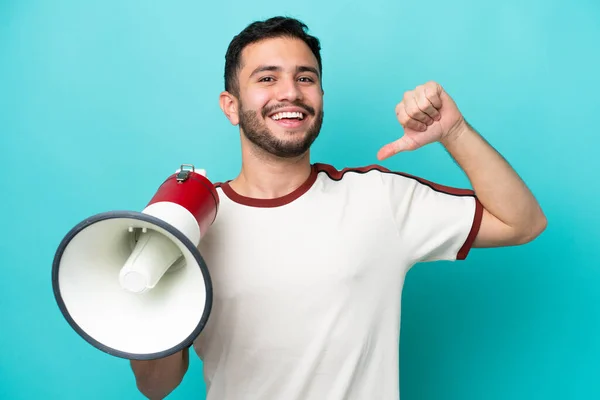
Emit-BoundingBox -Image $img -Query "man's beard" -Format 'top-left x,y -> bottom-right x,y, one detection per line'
238,101 -> 324,159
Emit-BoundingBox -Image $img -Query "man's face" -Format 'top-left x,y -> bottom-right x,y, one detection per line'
233,37 -> 324,158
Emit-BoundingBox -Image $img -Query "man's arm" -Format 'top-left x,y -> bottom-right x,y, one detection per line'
377,80 -> 547,248
440,119 -> 547,247
130,348 -> 189,400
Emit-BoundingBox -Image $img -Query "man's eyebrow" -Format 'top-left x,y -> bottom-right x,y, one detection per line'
249,65 -> 320,79
249,65 -> 281,78
297,66 -> 320,77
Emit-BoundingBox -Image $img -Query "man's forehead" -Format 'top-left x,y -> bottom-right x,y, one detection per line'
239,37 -> 319,74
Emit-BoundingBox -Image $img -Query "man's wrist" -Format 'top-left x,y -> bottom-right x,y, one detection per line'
440,118 -> 470,149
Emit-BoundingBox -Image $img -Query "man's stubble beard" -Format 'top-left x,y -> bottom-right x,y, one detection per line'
238,101 -> 324,159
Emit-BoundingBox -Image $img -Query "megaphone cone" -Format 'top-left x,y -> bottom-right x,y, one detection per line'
52,165 -> 218,360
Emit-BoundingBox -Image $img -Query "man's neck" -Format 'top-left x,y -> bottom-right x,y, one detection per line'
229,145 -> 312,199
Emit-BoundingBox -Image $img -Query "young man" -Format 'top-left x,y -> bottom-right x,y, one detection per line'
131,16 -> 546,400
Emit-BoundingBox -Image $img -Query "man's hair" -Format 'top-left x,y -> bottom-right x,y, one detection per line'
224,16 -> 322,97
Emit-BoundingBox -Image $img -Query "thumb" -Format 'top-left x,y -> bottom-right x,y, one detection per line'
376,135 -> 416,160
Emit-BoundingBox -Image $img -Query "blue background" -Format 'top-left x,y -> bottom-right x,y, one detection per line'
1,0 -> 599,399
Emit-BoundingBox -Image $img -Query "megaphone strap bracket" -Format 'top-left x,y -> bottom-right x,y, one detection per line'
176,164 -> 195,183
176,170 -> 189,182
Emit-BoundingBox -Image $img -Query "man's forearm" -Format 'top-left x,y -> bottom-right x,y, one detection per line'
130,349 -> 189,400
441,119 -> 547,243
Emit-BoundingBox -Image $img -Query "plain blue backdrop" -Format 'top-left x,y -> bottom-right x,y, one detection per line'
1,0 -> 599,399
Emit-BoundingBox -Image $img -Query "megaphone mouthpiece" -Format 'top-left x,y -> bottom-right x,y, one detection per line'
119,227 -> 183,294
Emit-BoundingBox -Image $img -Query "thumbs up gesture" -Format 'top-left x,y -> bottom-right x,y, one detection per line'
377,81 -> 467,160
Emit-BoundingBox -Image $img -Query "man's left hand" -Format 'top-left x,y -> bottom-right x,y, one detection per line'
377,81 -> 466,160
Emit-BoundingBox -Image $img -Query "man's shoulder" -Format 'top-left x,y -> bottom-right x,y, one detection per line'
312,162 -> 474,196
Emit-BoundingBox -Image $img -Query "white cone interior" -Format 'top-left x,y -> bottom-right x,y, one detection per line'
57,216 -> 208,356
117,202 -> 202,294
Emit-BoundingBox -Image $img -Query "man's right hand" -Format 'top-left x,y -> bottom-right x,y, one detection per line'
130,348 -> 190,400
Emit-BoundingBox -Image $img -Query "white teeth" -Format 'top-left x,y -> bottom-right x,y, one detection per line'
270,111 -> 304,120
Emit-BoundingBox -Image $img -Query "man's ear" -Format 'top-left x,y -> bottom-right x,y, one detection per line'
219,91 -> 240,126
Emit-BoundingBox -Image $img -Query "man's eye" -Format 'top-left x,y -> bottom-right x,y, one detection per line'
259,77 -> 274,82
298,77 -> 314,82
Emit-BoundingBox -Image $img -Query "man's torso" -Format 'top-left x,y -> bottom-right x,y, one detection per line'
192,163 -> 479,400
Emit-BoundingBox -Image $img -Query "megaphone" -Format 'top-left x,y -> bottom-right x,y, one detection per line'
52,164 -> 218,360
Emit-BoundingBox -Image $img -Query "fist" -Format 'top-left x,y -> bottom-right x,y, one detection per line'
377,81 -> 465,160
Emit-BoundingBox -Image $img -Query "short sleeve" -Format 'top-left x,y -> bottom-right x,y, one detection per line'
379,169 -> 483,263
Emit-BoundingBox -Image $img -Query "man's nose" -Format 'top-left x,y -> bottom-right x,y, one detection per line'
276,78 -> 303,102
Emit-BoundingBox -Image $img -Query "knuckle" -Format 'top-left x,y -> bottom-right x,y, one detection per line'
417,98 -> 430,110
425,81 -> 437,94
407,107 -> 421,119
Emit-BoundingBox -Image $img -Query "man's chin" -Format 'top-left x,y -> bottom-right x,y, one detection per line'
251,133 -> 315,159
273,131 -> 310,141
239,108 -> 323,158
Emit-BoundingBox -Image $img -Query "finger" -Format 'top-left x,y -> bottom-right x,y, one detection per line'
424,81 -> 443,109
404,93 -> 434,125
396,104 -> 427,131
377,136 -> 418,160
416,86 -> 441,121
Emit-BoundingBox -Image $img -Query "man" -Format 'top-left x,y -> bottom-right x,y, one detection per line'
130,16 -> 546,400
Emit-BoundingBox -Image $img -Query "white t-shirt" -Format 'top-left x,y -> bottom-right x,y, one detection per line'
193,162 -> 483,400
